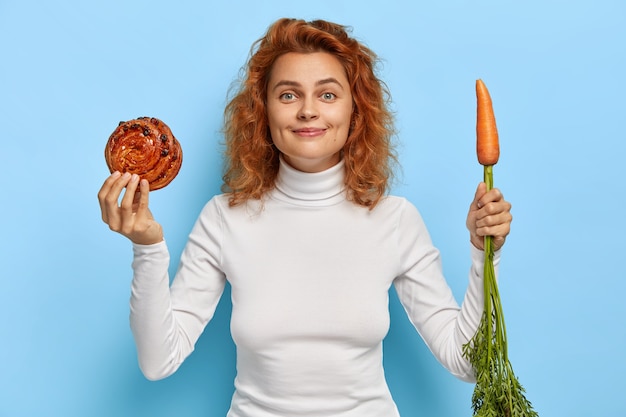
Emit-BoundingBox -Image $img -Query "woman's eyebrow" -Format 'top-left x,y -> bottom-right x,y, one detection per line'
271,80 -> 300,91
316,77 -> 344,89
271,78 -> 344,91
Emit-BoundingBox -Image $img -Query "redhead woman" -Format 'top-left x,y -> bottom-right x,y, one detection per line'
98,18 -> 512,417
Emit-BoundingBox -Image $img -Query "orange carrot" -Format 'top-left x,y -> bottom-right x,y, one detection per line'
476,79 -> 500,166
464,79 -> 539,417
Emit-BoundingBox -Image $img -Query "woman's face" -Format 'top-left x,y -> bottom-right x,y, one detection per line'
266,52 -> 353,173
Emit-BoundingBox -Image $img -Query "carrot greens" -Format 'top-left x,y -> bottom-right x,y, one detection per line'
462,79 -> 538,417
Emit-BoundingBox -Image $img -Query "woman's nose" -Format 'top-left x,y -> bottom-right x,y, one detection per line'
297,98 -> 319,120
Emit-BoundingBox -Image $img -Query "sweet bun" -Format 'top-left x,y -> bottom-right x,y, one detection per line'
105,117 -> 182,190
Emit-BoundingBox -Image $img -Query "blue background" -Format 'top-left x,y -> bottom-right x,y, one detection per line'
1,0 -> 624,416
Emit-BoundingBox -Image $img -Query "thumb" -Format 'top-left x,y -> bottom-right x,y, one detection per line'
471,182 -> 487,210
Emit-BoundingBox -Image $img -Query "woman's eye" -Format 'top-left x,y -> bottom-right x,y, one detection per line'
280,92 -> 296,101
322,92 -> 336,101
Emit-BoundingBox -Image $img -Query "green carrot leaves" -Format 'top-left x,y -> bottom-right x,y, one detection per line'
463,81 -> 538,417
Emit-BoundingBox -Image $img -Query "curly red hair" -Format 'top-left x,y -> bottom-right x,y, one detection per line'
222,18 -> 397,208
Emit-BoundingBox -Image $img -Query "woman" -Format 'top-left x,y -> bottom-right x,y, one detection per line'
98,18 -> 512,417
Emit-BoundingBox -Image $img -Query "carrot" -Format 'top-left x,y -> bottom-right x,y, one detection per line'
476,79 -> 500,166
463,79 -> 539,417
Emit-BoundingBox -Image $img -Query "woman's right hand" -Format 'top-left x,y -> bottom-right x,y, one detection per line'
98,172 -> 164,245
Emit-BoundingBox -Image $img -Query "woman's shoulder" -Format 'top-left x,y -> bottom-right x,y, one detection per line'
194,193 -> 229,222
376,194 -> 426,224
199,193 -> 265,218
377,194 -> 418,212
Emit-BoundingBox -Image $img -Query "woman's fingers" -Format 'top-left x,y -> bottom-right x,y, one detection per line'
136,179 -> 151,217
476,187 -> 503,208
467,184 -> 512,251
98,172 -> 135,230
107,173 -> 132,230
475,213 -> 511,238
476,190 -> 512,251
97,173 -> 163,244
117,174 -> 140,235
119,174 -> 139,214
98,171 -> 121,223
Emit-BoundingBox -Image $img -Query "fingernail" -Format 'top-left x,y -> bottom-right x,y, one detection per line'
122,172 -> 131,179
112,171 -> 121,178
131,174 -> 139,182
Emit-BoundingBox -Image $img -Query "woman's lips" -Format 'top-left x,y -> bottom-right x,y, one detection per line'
292,128 -> 326,138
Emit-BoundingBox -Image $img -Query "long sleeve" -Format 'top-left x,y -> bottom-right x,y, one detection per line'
392,199 -> 500,382
129,199 -> 227,381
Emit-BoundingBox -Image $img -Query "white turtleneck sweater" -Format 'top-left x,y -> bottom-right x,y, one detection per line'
129,158 -> 494,417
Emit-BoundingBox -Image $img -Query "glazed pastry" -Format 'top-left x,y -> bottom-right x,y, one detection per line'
105,117 -> 182,190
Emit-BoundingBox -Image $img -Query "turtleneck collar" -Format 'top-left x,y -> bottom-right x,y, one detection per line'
273,156 -> 347,206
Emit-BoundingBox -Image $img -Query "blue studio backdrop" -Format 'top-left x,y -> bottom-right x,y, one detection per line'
1,0 -> 625,416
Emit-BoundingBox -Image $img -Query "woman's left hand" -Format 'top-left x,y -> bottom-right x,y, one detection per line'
466,182 -> 512,252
